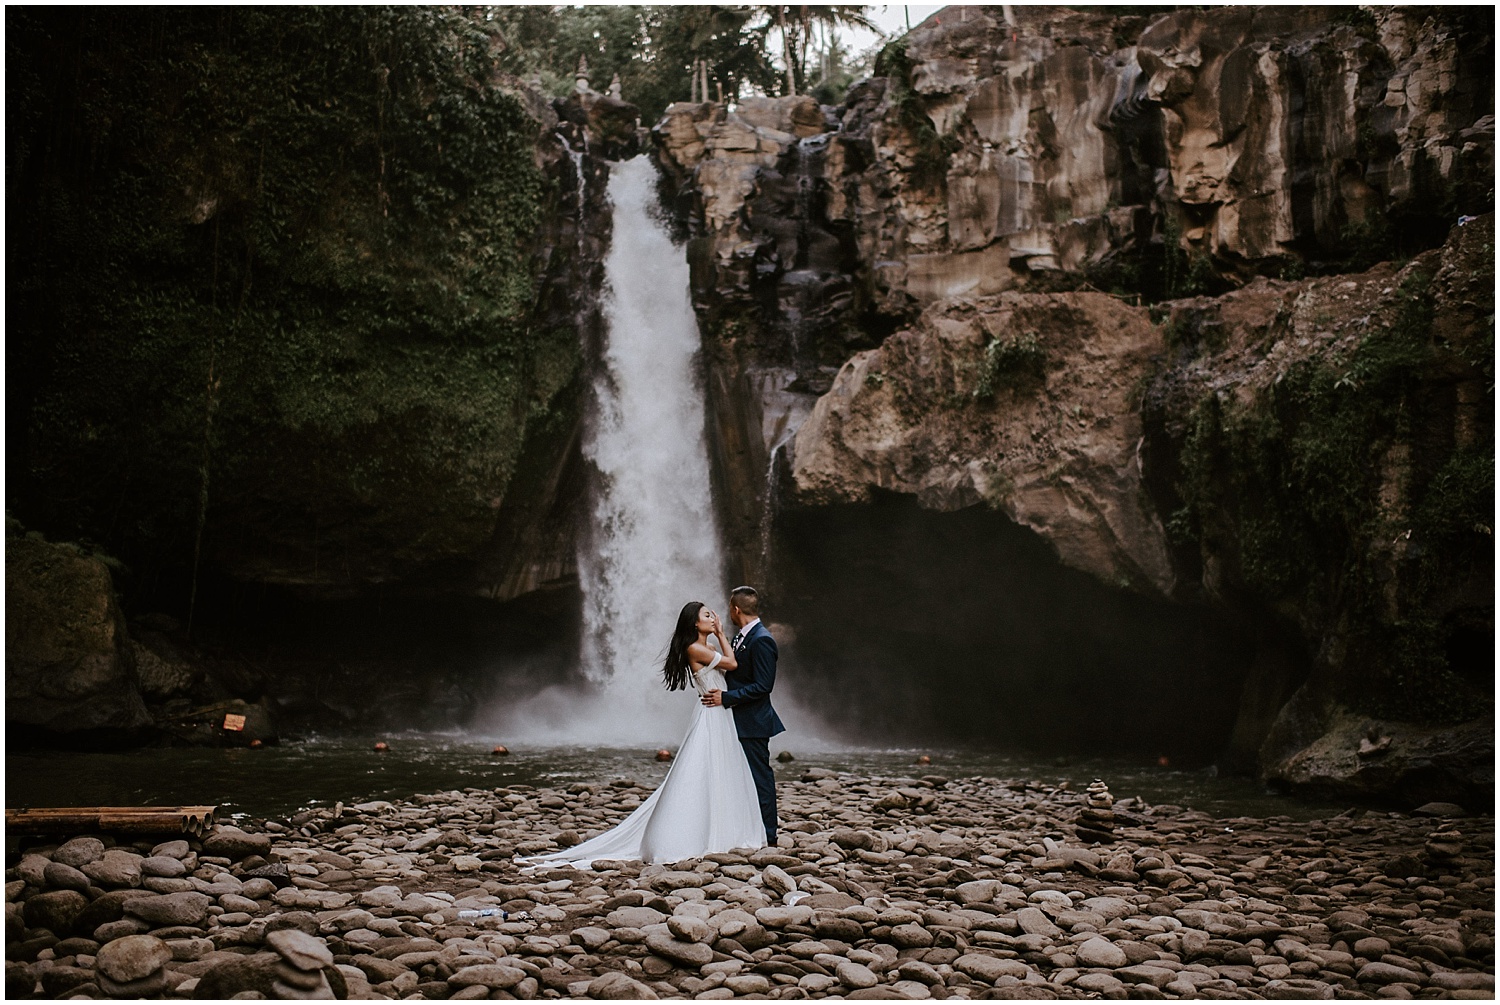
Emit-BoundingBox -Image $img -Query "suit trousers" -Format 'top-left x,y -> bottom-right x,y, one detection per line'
739,736 -> 777,843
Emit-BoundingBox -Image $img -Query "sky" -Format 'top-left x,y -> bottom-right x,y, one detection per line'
860,4 -> 949,42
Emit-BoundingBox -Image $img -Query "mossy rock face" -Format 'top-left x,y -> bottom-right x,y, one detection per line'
1145,214 -> 1495,731
8,8 -> 584,600
5,538 -> 151,735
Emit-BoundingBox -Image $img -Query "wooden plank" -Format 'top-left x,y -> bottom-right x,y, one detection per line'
5,806 -> 218,837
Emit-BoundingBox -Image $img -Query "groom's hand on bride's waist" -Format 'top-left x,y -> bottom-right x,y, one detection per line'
701,689 -> 723,707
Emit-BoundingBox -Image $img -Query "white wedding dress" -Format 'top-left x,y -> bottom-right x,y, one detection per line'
521,653 -> 766,868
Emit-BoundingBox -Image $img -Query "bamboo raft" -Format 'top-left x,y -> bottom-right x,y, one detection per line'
5,805 -> 217,837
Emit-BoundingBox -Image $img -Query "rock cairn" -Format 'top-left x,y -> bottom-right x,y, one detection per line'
3,775 -> 1494,999
1074,780 -> 1115,845
269,928 -> 337,999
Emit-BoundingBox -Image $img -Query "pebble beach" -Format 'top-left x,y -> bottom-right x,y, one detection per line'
7,768 -> 1494,999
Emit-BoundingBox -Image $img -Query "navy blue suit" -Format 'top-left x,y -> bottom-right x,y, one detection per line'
723,620 -> 784,842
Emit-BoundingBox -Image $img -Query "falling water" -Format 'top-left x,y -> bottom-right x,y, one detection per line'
558,131 -> 587,248
499,156 -> 725,745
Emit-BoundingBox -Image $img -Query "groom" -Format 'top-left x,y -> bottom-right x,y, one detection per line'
702,585 -> 784,845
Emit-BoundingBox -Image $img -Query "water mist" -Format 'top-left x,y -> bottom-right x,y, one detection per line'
498,156 -> 726,746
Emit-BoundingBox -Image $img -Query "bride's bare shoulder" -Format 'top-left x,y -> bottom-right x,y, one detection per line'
685,641 -> 714,666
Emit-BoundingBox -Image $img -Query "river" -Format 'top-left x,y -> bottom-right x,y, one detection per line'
5,736 -> 1347,825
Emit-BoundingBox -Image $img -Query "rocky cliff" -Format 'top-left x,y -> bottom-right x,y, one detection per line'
656,5 -> 1493,801
655,4 -> 1492,583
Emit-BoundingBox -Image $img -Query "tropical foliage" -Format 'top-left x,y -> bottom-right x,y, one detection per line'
8,7 -> 571,607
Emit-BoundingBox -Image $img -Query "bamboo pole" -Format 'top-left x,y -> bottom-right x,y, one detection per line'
6,806 -> 218,838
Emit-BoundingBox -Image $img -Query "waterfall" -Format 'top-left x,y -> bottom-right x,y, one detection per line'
558,130 -> 587,245
498,155 -> 726,746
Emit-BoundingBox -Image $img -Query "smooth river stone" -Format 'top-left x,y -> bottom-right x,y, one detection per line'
1015,906 -> 1061,937
26,889 -> 89,934
889,923 -> 934,948
267,928 -> 334,970
447,965 -> 526,990
1356,961 -> 1427,985
53,837 -> 106,868
755,905 -> 813,928
124,892 -> 211,927
667,915 -> 712,944
835,961 -> 878,988
141,856 -> 187,878
83,851 -> 143,889
43,862 -> 92,891
645,930 -> 714,967
1075,937 -> 1129,968
587,972 -> 660,999
606,906 -> 666,929
95,934 -> 172,983
954,954 -> 1029,984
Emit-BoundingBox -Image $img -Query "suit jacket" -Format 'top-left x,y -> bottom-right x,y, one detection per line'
723,621 -> 785,739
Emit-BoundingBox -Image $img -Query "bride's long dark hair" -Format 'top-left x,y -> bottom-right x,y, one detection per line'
662,601 -> 704,692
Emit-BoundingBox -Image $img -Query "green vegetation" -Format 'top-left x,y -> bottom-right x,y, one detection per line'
492,6 -> 875,124
875,37 -> 961,192
9,8 -> 575,605
972,333 -> 1047,401
1168,270 -> 1494,722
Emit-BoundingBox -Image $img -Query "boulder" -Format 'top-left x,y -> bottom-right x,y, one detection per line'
5,538 -> 150,735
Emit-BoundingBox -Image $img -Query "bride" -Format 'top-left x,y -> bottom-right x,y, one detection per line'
521,601 -> 766,868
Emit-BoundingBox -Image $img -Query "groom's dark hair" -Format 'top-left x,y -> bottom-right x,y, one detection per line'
729,586 -> 759,616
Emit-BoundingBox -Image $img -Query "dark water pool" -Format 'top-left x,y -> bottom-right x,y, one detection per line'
5,735 -> 1350,824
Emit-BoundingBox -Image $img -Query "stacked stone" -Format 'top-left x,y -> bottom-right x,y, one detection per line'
1074,779 -> 1115,844
1427,828 -> 1465,868
94,933 -> 171,997
267,928 -> 335,999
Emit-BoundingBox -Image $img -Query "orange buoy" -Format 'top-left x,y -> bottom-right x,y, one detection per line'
655,748 -> 673,762
249,739 -> 263,749
492,745 -> 510,755
374,741 -> 389,752
915,754 -> 931,766
1156,755 -> 1170,768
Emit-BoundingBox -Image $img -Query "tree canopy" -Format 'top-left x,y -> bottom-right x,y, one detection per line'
491,5 -> 877,123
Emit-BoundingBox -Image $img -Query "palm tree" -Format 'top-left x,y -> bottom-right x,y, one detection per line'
760,5 -> 876,95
